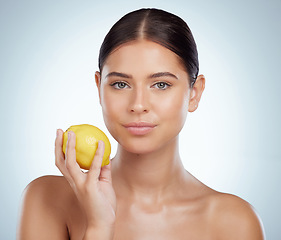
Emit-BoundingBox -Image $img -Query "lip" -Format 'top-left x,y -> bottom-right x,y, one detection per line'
123,122 -> 157,135
123,122 -> 157,127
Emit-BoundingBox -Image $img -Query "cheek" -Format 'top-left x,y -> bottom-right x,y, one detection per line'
101,92 -> 118,116
157,92 -> 188,143
101,92 -> 117,119
155,90 -> 189,124
100,88 -> 127,134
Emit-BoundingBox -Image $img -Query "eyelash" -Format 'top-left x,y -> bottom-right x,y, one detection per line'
110,81 -> 172,90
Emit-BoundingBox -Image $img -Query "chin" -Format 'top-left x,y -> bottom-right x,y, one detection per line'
128,146 -> 155,155
120,136 -> 170,155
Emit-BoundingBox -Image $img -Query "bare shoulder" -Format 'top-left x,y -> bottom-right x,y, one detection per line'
21,175 -> 72,208
17,175 -> 71,240
24,174 -> 65,188
209,191 -> 266,240
23,175 -> 70,197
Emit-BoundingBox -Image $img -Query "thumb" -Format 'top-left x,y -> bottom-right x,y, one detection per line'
99,160 -> 112,184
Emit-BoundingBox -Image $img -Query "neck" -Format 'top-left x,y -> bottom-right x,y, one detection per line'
111,136 -> 188,204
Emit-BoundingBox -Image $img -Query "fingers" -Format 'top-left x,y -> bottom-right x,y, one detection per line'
99,160 -> 112,184
55,129 -> 69,178
65,131 -> 83,185
88,140 -> 105,182
55,129 -> 110,188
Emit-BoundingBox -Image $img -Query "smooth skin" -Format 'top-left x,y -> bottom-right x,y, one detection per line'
17,40 -> 265,240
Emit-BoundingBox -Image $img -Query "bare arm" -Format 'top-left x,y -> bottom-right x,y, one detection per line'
55,129 -> 116,238
16,177 -> 69,240
17,129 -> 117,240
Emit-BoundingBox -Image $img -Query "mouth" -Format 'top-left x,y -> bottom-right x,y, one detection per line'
123,122 -> 157,135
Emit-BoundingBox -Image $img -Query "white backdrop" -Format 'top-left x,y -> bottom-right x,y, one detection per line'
1,0 -> 280,239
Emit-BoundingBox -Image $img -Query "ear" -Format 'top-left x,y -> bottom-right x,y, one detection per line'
188,74 -> 205,112
95,71 -> 102,105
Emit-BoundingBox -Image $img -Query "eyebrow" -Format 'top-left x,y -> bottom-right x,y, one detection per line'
105,72 -> 132,79
149,72 -> 178,80
105,71 -> 178,80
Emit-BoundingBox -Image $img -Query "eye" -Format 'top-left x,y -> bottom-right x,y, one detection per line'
110,81 -> 129,89
153,82 -> 171,90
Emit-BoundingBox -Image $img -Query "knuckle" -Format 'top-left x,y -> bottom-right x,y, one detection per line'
84,183 -> 93,194
55,160 -> 59,167
84,184 -> 90,192
55,157 -> 61,167
96,148 -> 104,158
55,159 -> 63,168
94,151 -> 102,159
66,145 -> 74,156
91,161 -> 100,171
55,135 -> 62,147
65,161 -> 72,171
65,145 -> 70,154
66,139 -> 71,148
55,136 -> 59,144
99,176 -> 110,183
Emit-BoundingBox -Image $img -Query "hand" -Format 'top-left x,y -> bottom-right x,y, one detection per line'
55,129 -> 117,229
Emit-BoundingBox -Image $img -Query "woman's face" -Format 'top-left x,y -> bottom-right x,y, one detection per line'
96,40 -> 194,154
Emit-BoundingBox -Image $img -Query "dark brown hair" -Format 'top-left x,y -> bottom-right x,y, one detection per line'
98,8 -> 199,88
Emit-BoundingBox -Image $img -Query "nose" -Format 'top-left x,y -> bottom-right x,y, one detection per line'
129,86 -> 149,114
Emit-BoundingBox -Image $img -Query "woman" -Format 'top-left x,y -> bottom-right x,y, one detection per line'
17,8 -> 265,239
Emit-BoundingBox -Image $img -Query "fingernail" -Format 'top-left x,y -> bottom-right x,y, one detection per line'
56,129 -> 59,137
68,131 -> 71,140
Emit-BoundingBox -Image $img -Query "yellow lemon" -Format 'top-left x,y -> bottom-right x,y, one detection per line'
62,124 -> 111,170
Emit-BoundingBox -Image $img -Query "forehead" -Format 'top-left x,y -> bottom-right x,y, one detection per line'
102,40 -> 187,78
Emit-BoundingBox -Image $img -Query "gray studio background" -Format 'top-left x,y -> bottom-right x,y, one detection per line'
1,0 -> 280,239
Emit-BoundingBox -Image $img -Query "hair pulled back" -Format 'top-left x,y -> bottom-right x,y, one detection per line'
98,8 -> 199,88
